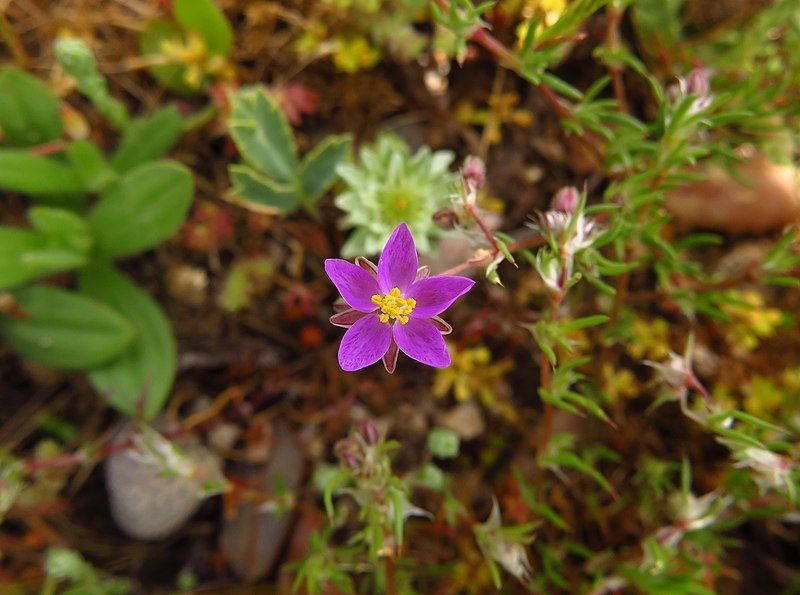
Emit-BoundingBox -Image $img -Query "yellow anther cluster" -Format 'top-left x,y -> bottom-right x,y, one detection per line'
371,287 -> 416,325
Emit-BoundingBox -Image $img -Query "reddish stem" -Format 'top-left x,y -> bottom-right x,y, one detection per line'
23,425 -> 188,475
605,7 -> 629,114
438,233 -> 544,277
466,202 -> 500,252
28,140 -> 69,156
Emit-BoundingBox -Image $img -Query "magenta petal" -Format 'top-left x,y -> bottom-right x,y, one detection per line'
393,317 -> 451,368
330,308 -> 367,328
377,223 -> 418,293
407,275 -> 475,318
325,258 -> 381,312
338,315 -> 392,371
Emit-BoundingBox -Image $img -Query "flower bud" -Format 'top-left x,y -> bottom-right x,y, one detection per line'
462,156 -> 486,191
54,37 -> 97,81
357,419 -> 380,445
334,437 -> 361,470
433,206 -> 459,230
685,67 -> 712,98
551,186 -> 580,213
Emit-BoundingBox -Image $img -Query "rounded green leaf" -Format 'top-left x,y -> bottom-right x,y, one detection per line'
173,0 -> 233,56
87,160 -> 194,259
0,149 -> 84,196
65,140 -> 116,193
227,164 -> 299,213
0,67 -> 63,147
228,87 -> 298,183
111,105 -> 184,173
299,134 -> 352,202
0,285 -> 135,369
28,206 -> 93,255
0,225 -> 89,290
78,264 -> 177,420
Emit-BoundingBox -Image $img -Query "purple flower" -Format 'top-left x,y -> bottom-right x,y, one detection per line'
325,223 -> 475,373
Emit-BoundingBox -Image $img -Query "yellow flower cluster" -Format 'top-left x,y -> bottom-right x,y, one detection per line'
160,33 -> 234,90
371,287 -> 415,324
721,290 -> 783,351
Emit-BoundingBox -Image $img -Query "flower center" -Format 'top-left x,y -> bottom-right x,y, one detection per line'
371,287 -> 416,325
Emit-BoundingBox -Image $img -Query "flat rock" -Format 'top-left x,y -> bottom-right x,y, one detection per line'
220,420 -> 305,583
665,152 -> 800,234
105,427 -> 222,541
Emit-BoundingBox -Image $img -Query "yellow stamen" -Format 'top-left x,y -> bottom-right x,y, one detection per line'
371,287 -> 416,324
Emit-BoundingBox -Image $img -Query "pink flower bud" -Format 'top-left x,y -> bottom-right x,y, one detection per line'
551,186 -> 580,213
462,156 -> 485,191
433,206 -> 459,230
357,419 -> 380,445
686,67 -> 712,98
334,437 -> 361,470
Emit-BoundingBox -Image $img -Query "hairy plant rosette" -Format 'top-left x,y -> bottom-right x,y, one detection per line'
325,223 -> 474,372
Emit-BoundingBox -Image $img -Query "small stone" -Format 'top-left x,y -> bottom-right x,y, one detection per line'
716,241 -> 771,278
208,423 -> 240,453
666,152 -> 800,234
165,265 -> 208,306
220,421 -> 305,583
105,427 -> 222,540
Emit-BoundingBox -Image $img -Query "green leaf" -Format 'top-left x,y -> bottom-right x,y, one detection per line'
0,67 -> 63,147
0,285 -> 135,369
229,87 -> 298,183
0,149 -> 83,195
78,264 -> 177,419
0,207 -> 92,288
218,255 -> 273,312
173,0 -> 233,56
28,206 -> 93,255
65,140 -> 116,193
496,238 -> 517,266
543,450 -> 616,496
139,19 -> 194,95
560,315 -> 609,331
540,72 -> 583,101
227,164 -> 299,213
323,470 -> 349,521
111,105 -> 184,173
299,134 -> 352,202
632,0 -> 683,54
0,225 -> 89,290
87,160 -> 194,259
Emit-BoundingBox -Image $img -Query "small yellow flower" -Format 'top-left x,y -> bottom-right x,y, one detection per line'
626,317 -> 671,361
332,36 -> 380,73
781,367 -> 800,393
159,33 -> 234,90
743,376 -> 785,418
602,363 -> 639,401
516,0 -> 568,44
721,290 -> 783,352
434,345 -> 516,420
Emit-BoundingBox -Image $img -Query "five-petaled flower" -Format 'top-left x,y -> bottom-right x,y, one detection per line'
325,223 -> 475,372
